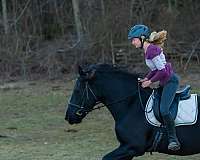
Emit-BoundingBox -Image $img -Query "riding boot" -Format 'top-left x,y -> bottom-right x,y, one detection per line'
162,115 -> 181,151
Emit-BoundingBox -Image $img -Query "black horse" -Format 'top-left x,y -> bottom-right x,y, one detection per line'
65,64 -> 200,160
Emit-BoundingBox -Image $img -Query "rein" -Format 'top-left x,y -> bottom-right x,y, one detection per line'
99,81 -> 152,113
137,81 -> 152,113
69,78 -> 152,116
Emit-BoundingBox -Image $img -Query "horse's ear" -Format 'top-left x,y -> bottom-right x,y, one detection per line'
86,69 -> 96,80
78,66 -> 85,76
78,65 -> 95,80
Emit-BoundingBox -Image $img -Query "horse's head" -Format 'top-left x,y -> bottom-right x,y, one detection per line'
65,64 -> 145,124
65,66 -> 100,124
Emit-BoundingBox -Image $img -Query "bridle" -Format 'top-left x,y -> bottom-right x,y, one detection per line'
68,81 -> 102,116
68,78 -> 151,117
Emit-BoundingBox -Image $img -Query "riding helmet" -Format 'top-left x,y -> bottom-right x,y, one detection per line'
128,24 -> 150,40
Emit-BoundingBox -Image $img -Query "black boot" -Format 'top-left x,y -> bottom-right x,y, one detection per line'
163,115 -> 180,151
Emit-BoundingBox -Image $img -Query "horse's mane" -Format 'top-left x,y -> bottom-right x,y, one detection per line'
86,64 -> 143,80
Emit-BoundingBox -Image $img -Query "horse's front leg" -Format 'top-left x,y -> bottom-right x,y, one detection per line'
102,125 -> 146,160
102,144 -> 135,160
102,143 -> 146,160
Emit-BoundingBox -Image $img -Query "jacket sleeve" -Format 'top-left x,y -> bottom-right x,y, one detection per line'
145,70 -> 157,80
149,55 -> 167,82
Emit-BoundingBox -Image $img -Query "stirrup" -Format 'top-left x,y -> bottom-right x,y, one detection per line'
168,141 -> 180,151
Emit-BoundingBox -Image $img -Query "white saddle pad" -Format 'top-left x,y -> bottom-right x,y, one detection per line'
145,93 -> 198,127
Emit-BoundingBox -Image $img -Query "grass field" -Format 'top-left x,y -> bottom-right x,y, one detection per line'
0,80 -> 200,160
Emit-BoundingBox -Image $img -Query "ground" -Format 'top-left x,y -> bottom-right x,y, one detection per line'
0,73 -> 200,160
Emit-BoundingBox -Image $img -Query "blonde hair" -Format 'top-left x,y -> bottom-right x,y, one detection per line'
148,30 -> 167,48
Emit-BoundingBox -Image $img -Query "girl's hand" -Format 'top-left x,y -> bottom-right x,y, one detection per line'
142,80 -> 152,88
138,77 -> 148,83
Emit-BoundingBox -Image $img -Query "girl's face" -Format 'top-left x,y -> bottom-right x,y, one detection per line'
131,38 -> 141,48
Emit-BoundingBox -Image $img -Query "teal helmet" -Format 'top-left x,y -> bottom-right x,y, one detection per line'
128,24 -> 150,40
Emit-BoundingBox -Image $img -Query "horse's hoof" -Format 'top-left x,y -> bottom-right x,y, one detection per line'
168,142 -> 180,151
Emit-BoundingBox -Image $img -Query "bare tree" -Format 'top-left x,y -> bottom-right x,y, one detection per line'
2,0 -> 9,34
101,0 -> 105,17
72,0 -> 83,41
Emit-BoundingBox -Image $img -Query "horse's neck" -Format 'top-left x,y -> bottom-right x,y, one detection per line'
109,98 -> 144,122
100,77 -> 136,104
99,77 -> 152,122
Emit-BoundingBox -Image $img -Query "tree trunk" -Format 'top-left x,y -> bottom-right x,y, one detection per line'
2,0 -> 9,34
101,0 -> 105,17
72,0 -> 83,41
129,0 -> 135,23
168,0 -> 173,12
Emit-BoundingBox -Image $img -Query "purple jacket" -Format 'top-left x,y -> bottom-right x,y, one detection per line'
145,44 -> 173,86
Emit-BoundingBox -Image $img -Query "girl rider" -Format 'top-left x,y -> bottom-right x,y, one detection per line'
128,24 -> 181,151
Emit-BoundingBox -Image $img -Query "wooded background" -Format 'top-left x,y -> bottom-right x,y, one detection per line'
0,0 -> 200,80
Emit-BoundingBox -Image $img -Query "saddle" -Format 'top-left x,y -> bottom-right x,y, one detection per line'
152,85 -> 191,123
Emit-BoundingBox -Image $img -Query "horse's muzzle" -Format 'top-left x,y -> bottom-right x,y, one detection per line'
65,107 -> 83,124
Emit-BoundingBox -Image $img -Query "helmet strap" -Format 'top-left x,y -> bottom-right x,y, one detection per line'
139,37 -> 145,49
